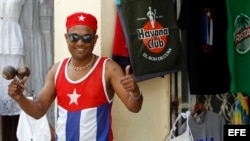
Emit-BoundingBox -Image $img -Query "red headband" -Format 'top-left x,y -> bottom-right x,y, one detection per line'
66,12 -> 97,32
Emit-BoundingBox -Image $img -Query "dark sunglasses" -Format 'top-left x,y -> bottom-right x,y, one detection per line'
68,33 -> 93,43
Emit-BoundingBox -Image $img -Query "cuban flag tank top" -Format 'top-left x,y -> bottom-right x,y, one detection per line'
55,57 -> 113,141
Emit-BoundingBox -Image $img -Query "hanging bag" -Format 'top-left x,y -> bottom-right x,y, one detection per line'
16,97 -> 52,141
119,0 -> 184,82
165,111 -> 194,141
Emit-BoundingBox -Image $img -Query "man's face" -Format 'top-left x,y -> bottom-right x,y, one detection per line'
65,25 -> 98,60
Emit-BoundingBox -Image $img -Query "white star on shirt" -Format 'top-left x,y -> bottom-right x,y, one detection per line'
68,89 -> 81,105
78,15 -> 85,21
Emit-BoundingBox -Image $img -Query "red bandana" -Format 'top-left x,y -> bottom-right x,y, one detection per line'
66,12 -> 97,32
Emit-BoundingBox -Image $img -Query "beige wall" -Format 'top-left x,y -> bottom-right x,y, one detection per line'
54,0 -> 170,140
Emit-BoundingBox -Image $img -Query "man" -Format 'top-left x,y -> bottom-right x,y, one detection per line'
8,12 -> 143,141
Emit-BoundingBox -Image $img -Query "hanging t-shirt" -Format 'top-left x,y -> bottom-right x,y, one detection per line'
188,110 -> 225,141
226,0 -> 250,96
178,0 -> 230,95
179,110 -> 225,141
112,12 -> 131,72
120,0 -> 184,82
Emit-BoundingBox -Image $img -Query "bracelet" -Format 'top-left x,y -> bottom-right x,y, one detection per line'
129,90 -> 142,100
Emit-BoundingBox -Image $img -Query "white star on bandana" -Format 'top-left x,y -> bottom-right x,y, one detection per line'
68,88 -> 81,105
78,15 -> 85,21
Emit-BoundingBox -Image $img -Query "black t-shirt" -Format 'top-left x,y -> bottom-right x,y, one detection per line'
178,0 -> 230,95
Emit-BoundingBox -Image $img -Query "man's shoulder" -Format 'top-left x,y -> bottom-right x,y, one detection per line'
49,57 -> 70,73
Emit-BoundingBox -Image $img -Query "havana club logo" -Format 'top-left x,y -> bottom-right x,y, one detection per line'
136,6 -> 171,62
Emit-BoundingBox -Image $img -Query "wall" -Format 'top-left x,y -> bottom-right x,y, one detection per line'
54,0 -> 170,140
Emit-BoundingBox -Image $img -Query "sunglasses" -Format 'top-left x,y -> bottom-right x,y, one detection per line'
68,33 -> 93,43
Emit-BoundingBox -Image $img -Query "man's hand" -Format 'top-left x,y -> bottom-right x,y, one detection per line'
8,76 -> 28,100
120,65 -> 139,93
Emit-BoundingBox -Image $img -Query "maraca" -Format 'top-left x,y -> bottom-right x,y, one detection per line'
2,65 -> 32,94
2,65 -> 17,80
2,65 -> 30,80
16,65 -> 30,80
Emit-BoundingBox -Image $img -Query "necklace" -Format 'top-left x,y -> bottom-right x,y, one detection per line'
70,55 -> 96,71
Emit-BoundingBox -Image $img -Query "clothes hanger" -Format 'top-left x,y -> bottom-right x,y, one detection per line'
191,100 -> 207,123
191,95 -> 206,116
191,102 -> 206,117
